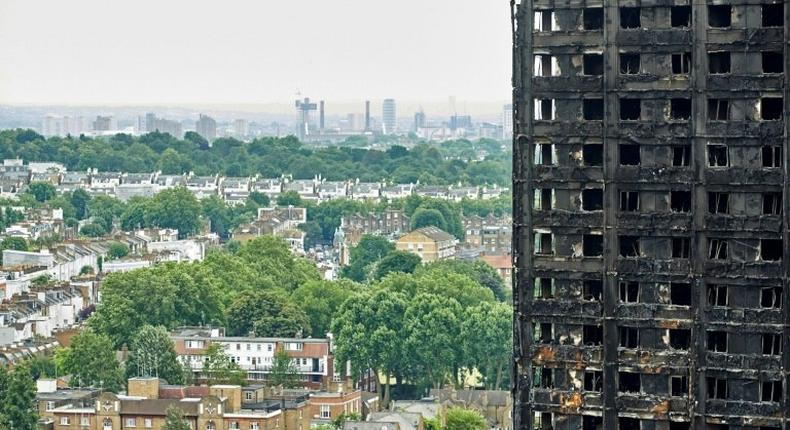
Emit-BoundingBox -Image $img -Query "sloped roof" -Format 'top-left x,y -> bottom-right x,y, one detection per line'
412,226 -> 455,242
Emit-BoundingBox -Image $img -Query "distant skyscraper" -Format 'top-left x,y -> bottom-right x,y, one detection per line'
145,113 -> 156,132
502,104 -> 513,139
233,119 -> 249,138
414,110 -> 426,131
195,114 -> 217,141
449,115 -> 472,131
92,116 -> 115,131
319,100 -> 326,131
382,99 -> 396,134
365,101 -> 371,132
295,98 -> 318,141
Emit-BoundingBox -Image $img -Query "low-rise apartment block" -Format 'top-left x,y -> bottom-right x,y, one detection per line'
395,227 -> 457,262
170,327 -> 348,391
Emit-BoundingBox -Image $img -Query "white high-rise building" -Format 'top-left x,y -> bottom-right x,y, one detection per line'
196,114 -> 217,142
382,99 -> 397,135
233,119 -> 249,138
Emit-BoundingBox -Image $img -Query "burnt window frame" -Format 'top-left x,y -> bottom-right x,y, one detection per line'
619,191 -> 640,212
619,281 -> 640,303
583,8 -> 604,31
761,4 -> 784,28
708,5 -> 732,28
619,236 -> 641,258
534,188 -> 554,211
672,237 -> 691,259
671,6 -> 691,28
619,7 -> 642,29
670,190 -> 692,213
762,333 -> 782,355
707,144 -> 729,168
581,188 -> 604,211
708,238 -> 729,260
583,98 -> 605,121
620,98 -> 642,121
583,280 -> 603,302
671,53 -> 691,75
761,192 -> 782,215
707,284 -> 729,307
708,99 -> 730,121
762,145 -> 783,168
760,286 -> 783,309
708,51 -> 731,74
670,283 -> 692,306
708,192 -> 730,214
583,143 -> 604,166
583,53 -> 604,76
669,98 -> 692,121
760,380 -> 783,403
619,53 -> 641,75
759,239 -> 783,262
584,370 -> 603,392
670,375 -> 689,397
672,146 -> 691,166
619,326 -> 639,349
762,51 -> 784,74
707,330 -> 728,353
760,97 -> 784,121
707,377 -> 729,399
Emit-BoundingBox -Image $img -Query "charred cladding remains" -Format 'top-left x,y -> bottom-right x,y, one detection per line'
512,2 -> 789,430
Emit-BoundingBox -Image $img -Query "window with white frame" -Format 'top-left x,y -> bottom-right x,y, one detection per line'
60,416 -> 70,425
125,417 -> 136,427
144,418 -> 153,428
81,416 -> 90,426
321,404 -> 331,419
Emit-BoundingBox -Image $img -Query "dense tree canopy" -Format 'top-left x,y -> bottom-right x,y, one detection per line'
125,325 -> 186,384
0,130 -> 510,185
56,330 -> 124,392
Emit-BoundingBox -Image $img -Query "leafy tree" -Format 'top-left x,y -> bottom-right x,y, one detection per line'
276,191 -> 303,207
202,343 -> 245,386
162,405 -> 191,430
410,208 -> 447,231
26,181 -> 56,202
268,349 -> 300,388
461,302 -> 511,390
47,195 -> 76,220
403,293 -> 462,389
107,242 -> 130,260
79,222 -> 107,237
56,331 -> 123,391
2,364 -> 37,430
341,235 -> 395,282
89,263 -> 224,348
292,279 -> 361,338
416,260 -> 505,301
125,325 -> 185,384
331,412 -> 362,429
201,195 -> 232,238
332,289 -> 408,407
248,191 -> 270,207
374,251 -> 421,280
226,290 -> 310,337
26,356 -> 57,380
147,187 -> 202,238
445,408 -> 486,430
120,196 -> 152,230
70,188 -> 91,220
87,195 -> 125,232
236,236 -> 319,290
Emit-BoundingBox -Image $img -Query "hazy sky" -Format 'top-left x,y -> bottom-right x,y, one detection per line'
0,0 -> 511,108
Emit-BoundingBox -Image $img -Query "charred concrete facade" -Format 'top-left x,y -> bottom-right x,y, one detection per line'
512,2 -> 789,430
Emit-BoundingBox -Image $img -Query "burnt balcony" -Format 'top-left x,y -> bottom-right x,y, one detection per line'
704,168 -> 783,186
533,166 -> 604,183
533,210 -> 603,228
703,215 -> 782,233
530,343 -> 603,367
616,29 -> 691,47
705,352 -> 783,372
614,166 -> 694,184
616,213 -> 692,231
529,299 -> 603,318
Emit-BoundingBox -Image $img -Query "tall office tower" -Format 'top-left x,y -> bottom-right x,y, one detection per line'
319,100 -> 326,131
233,119 -> 249,138
145,112 -> 156,132
503,104 -> 514,139
414,110 -> 426,131
513,4 -> 789,430
92,115 -> 115,131
382,99 -> 397,134
365,100 -> 372,132
195,114 -> 217,142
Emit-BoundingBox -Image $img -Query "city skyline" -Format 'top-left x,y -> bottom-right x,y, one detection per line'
0,0 -> 511,105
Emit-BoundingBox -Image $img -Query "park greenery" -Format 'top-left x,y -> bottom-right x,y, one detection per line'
0,129 -> 510,185
56,234 -> 512,399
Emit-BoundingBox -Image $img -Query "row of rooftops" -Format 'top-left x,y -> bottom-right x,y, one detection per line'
0,160 -> 508,198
